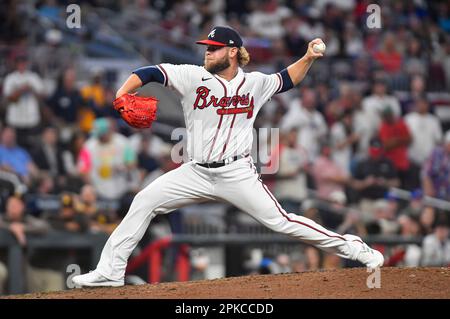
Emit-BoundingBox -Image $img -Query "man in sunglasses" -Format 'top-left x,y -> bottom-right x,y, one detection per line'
73,26 -> 383,287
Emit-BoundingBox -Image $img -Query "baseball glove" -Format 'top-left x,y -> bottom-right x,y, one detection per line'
113,93 -> 158,129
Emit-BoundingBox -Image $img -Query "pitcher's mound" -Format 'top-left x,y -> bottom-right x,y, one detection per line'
5,267 -> 450,299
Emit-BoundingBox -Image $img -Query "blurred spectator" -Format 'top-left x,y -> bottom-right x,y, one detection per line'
442,37 -> 450,91
141,143 -> 178,187
373,32 -> 403,74
312,142 -> 349,200
401,75 -> 427,114
81,69 -> 107,110
403,37 -> 427,77
373,199 -> 399,235
190,248 -> 210,280
280,88 -> 327,161
0,126 -> 39,185
0,0 -> 28,44
274,128 -> 309,213
31,126 -> 65,178
30,193 -> 89,292
386,214 -> 422,267
422,131 -> 450,200
2,55 -> 45,148
421,214 -> 450,267
121,0 -> 161,34
378,107 -> 413,189
0,196 -> 49,246
0,261 -> 6,295
276,253 -> 292,273
352,138 -> 399,222
399,189 -> 424,219
343,23 -> 364,58
420,206 -> 436,235
136,134 -> 160,180
44,193 -> 90,234
128,129 -> 166,159
62,130 -> 86,178
46,68 -> 83,127
405,98 -> 442,166
290,251 -> 306,273
247,0 -> 292,40
323,253 -> 342,270
361,79 -> 401,144
304,246 -> 320,271
330,108 -> 359,174
78,118 -> 137,200
79,69 -> 108,133
75,184 -> 118,235
32,29 -> 74,85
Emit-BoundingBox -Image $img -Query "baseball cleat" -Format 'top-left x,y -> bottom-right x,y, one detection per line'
344,234 -> 384,268
356,242 -> 384,268
72,270 -> 124,287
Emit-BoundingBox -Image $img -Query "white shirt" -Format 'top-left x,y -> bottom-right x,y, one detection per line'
405,112 -> 442,164
330,121 -> 352,173
274,145 -> 309,201
247,6 -> 292,39
421,234 -> 450,267
157,64 -> 284,163
280,99 -> 327,161
3,70 -> 44,128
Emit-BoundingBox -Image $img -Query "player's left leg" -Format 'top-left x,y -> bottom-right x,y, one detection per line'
215,157 -> 384,268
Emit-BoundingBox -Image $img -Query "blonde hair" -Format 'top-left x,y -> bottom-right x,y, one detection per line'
238,46 -> 250,66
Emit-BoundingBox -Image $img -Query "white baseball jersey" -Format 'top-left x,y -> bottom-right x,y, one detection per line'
156,64 -> 283,163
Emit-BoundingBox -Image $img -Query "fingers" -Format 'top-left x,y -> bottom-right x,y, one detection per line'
310,38 -> 324,45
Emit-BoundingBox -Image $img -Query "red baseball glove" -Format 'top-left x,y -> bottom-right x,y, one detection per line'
113,93 -> 158,129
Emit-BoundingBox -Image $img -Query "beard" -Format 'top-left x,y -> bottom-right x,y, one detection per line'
205,55 -> 230,74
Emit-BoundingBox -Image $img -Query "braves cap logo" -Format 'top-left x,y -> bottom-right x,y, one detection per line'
208,29 -> 216,38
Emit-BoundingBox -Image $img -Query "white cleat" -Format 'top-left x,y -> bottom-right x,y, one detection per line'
356,242 -> 384,269
344,234 -> 384,269
72,270 -> 124,288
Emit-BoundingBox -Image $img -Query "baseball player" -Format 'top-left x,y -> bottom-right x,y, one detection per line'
73,26 -> 383,287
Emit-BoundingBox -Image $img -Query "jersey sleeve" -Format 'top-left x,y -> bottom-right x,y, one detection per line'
258,72 -> 286,102
157,63 -> 198,97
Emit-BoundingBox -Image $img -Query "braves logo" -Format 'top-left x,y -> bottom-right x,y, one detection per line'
193,86 -> 254,118
208,29 -> 216,38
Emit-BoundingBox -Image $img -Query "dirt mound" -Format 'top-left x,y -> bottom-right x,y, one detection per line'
5,267 -> 450,299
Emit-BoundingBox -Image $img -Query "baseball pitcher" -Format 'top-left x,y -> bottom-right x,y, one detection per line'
73,26 -> 383,287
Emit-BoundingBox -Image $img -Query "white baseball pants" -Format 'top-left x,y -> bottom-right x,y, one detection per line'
96,157 -> 363,280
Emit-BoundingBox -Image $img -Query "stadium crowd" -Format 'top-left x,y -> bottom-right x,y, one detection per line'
1,0 -> 450,294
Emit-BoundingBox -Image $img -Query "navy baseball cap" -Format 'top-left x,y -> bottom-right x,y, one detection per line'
196,26 -> 243,47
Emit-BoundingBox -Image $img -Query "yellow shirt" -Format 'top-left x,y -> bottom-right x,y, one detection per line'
81,84 -> 106,107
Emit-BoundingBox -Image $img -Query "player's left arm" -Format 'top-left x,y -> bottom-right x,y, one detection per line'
286,38 -> 324,86
116,65 -> 166,98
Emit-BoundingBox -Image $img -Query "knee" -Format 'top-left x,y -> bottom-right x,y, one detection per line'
129,189 -> 165,217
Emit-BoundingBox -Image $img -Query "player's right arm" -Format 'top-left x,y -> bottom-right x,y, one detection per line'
116,65 -> 165,98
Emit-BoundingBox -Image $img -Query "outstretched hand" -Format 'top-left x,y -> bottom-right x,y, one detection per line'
305,38 -> 325,60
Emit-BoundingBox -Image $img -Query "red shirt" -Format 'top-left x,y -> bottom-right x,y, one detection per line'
379,119 -> 410,170
373,51 -> 402,74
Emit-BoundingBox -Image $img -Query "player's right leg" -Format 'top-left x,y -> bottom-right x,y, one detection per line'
72,162 -> 215,287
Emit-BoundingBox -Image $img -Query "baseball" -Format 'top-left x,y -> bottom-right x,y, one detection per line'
313,42 -> 326,54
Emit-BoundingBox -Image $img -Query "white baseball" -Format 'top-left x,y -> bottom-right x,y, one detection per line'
312,42 -> 326,54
